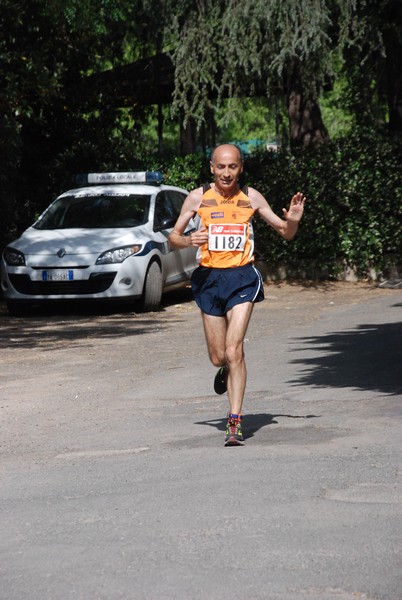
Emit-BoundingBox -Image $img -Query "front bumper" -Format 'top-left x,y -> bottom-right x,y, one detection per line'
1,255 -> 153,301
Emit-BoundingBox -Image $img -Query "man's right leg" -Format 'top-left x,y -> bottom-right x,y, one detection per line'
201,312 -> 227,369
201,301 -> 254,414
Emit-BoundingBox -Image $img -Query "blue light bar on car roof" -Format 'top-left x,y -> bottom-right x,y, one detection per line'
75,171 -> 163,185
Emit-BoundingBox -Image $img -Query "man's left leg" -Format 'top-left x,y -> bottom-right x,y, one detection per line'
224,301 -> 254,416
223,302 -> 254,446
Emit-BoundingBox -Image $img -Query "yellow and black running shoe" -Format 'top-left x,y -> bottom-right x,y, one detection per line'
214,365 -> 228,395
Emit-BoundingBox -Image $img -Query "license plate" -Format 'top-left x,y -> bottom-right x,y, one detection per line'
42,270 -> 74,281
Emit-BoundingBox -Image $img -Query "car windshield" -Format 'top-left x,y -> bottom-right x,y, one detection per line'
34,193 -> 151,229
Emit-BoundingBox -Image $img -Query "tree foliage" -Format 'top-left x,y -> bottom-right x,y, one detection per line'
341,0 -> 402,130
0,0 -> 142,242
0,0 -> 400,281
166,0 -> 401,145
167,0 -> 360,146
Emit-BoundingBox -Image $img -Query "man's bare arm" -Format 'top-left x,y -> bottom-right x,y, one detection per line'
249,188 -> 305,240
168,188 -> 208,249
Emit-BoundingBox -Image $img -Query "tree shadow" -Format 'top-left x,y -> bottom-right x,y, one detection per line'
195,412 -> 320,440
0,288 -> 194,350
0,302 -> 189,351
288,319 -> 402,395
160,286 -> 194,308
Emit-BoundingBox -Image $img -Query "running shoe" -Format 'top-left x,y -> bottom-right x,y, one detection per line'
214,365 -> 228,395
224,414 -> 244,446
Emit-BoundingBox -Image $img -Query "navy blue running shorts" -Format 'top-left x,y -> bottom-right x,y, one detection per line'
190,263 -> 265,316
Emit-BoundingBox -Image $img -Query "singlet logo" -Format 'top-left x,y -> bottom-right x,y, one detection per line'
211,211 -> 224,219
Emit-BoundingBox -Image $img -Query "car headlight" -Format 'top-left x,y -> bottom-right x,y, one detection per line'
96,245 -> 142,265
4,247 -> 26,266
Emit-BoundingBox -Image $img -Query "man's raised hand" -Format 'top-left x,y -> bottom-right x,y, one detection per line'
282,192 -> 305,222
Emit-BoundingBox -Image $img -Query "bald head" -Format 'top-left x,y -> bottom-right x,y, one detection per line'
209,144 -> 244,196
210,144 -> 243,165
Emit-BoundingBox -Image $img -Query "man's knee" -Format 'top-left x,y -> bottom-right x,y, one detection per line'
225,342 -> 244,366
208,348 -> 226,367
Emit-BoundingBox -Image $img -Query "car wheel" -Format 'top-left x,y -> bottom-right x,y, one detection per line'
141,260 -> 163,311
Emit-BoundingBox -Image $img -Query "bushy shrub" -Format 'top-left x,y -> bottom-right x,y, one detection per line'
245,129 -> 402,278
153,154 -> 207,191
155,129 -> 401,279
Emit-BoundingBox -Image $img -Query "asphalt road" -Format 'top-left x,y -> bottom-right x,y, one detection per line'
1,282 -> 401,600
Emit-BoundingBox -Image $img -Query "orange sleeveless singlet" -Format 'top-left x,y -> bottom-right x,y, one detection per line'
197,186 -> 256,268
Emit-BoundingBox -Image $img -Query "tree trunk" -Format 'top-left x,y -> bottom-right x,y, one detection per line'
385,62 -> 402,132
287,62 -> 329,149
179,115 -> 197,155
157,103 -> 164,155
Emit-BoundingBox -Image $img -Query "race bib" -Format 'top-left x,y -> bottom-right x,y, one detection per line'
208,223 -> 246,252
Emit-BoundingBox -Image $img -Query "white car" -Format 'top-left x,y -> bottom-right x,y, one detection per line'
1,172 -> 198,314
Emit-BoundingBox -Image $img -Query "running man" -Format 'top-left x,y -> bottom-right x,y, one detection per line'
169,144 -> 305,446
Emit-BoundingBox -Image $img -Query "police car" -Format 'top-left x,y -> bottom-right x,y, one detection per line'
1,172 -> 198,314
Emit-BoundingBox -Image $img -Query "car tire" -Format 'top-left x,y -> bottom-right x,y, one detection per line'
141,260 -> 163,311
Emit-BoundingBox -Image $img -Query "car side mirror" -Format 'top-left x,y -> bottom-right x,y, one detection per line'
156,216 -> 176,231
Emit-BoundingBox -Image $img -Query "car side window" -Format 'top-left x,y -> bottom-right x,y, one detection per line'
153,191 -> 180,232
169,191 -> 187,214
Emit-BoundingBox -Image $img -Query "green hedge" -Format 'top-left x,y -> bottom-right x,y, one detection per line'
161,130 -> 402,279
2,129 -> 400,281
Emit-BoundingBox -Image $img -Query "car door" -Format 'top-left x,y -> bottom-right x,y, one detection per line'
153,190 -> 197,285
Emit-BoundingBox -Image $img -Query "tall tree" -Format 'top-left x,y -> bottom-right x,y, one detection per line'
167,0 -> 359,149
143,0 -> 401,143
341,0 -> 402,132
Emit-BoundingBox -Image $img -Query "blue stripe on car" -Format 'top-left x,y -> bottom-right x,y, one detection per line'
136,240 -> 169,256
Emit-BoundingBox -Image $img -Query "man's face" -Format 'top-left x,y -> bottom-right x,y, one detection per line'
210,145 -> 243,195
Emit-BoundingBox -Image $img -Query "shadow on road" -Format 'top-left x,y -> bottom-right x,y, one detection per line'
0,288 -> 194,350
288,317 -> 402,396
195,412 -> 320,440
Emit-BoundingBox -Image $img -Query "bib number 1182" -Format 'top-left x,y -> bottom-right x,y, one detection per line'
208,224 -> 246,252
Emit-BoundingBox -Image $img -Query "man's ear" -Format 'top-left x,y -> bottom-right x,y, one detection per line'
210,161 -> 214,174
